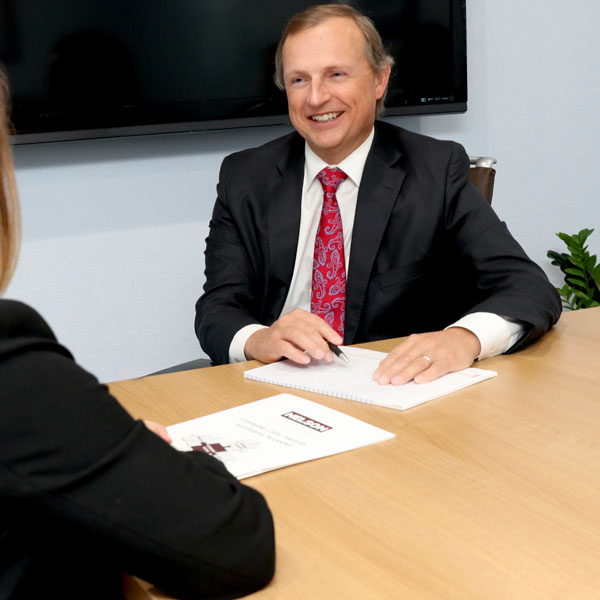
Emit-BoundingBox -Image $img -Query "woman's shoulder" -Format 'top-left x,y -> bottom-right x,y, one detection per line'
0,299 -> 72,360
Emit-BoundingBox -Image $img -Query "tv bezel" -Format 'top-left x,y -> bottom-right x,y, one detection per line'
11,102 -> 466,145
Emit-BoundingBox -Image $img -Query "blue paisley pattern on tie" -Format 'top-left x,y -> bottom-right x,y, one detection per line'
311,167 -> 348,339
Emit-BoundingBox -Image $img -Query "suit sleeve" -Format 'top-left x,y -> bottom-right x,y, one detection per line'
1,345 -> 275,599
195,155 -> 269,365
441,142 -> 561,350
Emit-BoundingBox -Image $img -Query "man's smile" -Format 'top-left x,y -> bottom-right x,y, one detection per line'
310,111 -> 343,122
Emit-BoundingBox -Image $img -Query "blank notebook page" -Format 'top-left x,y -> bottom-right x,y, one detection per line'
244,346 -> 497,410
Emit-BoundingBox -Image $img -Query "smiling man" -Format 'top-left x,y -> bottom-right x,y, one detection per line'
281,15 -> 388,166
195,4 -> 560,384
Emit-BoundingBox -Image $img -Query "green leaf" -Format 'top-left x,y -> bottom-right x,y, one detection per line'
568,256 -> 585,269
577,228 -> 594,245
557,284 -> 578,310
547,250 -> 569,268
558,285 -> 572,300
572,289 -> 592,304
564,267 -> 585,277
586,254 -> 599,271
566,276 -> 586,288
557,232 -> 574,244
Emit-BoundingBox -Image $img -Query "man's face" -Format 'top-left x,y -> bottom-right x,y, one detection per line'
281,17 -> 390,165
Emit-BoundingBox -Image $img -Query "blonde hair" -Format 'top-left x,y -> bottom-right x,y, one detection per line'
0,67 -> 20,294
274,3 -> 394,117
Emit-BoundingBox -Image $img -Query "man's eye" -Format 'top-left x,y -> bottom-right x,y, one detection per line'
291,77 -> 304,84
332,72 -> 343,78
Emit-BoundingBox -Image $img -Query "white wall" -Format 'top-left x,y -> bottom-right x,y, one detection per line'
8,0 -> 600,382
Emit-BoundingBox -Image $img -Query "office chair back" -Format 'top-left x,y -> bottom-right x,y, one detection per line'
469,156 -> 497,204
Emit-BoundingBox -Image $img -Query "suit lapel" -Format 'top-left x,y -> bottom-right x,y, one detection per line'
344,125 -> 406,343
266,135 -> 305,317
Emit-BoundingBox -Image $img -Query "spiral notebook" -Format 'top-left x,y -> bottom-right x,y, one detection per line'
244,347 -> 497,410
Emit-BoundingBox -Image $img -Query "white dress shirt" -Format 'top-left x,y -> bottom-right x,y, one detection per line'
229,128 -> 523,362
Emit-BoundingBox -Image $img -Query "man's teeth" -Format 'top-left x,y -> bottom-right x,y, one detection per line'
311,112 -> 341,122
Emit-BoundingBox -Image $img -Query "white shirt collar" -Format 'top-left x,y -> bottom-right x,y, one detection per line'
304,127 -> 375,189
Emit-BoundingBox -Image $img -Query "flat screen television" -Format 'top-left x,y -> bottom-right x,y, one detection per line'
1,0 -> 467,144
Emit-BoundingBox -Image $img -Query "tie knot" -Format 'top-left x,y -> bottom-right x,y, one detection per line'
317,167 -> 348,193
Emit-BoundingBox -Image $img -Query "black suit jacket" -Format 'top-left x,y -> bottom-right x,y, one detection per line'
196,121 -> 561,365
0,300 -> 274,600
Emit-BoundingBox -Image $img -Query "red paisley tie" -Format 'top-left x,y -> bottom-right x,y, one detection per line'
311,167 -> 348,339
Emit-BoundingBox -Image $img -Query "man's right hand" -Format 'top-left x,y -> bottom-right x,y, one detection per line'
244,308 -> 343,364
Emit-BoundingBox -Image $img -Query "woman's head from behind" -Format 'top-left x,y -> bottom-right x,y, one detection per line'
0,67 -> 19,294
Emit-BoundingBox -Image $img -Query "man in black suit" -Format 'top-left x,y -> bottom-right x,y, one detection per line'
195,4 -> 560,384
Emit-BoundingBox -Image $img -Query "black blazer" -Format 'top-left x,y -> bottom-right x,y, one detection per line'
196,121 -> 561,365
0,300 -> 274,600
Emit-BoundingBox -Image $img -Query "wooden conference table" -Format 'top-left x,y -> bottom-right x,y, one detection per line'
110,307 -> 600,599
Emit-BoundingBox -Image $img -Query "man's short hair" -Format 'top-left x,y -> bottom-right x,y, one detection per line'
274,3 -> 395,117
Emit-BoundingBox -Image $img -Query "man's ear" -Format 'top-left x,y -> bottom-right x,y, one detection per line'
375,64 -> 391,100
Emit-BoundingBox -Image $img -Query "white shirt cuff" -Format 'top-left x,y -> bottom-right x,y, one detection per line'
446,312 -> 524,360
228,323 -> 268,363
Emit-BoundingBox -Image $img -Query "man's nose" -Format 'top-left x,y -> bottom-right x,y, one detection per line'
307,79 -> 331,106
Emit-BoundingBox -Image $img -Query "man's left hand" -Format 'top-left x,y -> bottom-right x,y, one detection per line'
373,327 -> 481,385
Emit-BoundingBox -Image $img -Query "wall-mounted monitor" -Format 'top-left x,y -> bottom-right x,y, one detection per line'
1,0 -> 467,144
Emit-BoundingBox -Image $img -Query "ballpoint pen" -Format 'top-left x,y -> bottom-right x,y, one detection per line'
327,341 -> 349,363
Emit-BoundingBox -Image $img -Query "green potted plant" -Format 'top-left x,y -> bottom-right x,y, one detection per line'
547,228 -> 600,310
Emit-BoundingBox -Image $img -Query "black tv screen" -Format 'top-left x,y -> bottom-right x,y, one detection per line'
1,0 -> 467,144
